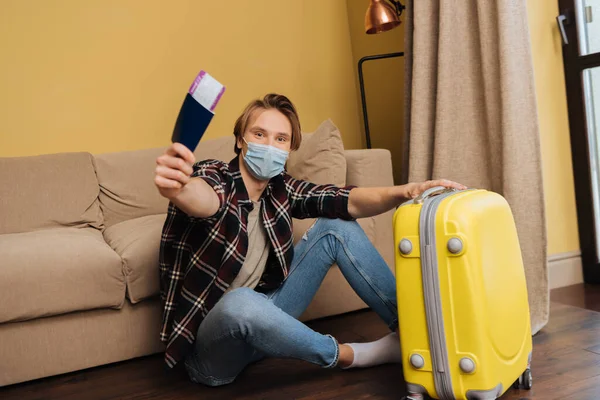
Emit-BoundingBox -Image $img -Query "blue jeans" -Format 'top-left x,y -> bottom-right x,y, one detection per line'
184,218 -> 398,386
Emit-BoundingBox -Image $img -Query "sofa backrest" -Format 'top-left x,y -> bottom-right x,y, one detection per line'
94,136 -> 237,229
94,147 -> 170,229
92,119 -> 348,228
0,152 -> 103,235
287,119 -> 346,187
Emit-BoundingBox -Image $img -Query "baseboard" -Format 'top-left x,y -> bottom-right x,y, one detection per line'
548,251 -> 583,289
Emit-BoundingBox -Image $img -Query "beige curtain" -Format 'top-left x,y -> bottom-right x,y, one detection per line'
402,1 -> 548,334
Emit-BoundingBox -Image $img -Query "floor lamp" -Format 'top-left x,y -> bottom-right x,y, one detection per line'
360,0 -> 405,149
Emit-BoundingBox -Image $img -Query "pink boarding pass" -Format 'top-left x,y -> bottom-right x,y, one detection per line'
188,70 -> 226,113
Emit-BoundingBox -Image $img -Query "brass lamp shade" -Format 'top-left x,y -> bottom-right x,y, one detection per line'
365,0 -> 401,34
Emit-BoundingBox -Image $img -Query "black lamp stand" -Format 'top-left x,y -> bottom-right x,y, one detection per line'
358,52 -> 404,149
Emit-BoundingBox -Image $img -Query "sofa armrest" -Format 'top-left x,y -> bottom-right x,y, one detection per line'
344,149 -> 395,274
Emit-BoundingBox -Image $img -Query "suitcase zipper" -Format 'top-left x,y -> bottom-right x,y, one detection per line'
420,191 -> 456,400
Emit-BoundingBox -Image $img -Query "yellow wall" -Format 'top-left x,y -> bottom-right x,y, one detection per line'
346,0 -> 405,185
527,0 -> 580,255
0,0 -> 362,157
0,0 -> 581,256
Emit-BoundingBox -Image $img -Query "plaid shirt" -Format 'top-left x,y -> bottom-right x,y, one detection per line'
159,156 -> 356,368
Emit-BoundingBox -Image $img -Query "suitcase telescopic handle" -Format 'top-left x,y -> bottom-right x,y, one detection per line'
413,186 -> 457,204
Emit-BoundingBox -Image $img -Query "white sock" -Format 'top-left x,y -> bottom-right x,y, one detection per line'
342,332 -> 403,369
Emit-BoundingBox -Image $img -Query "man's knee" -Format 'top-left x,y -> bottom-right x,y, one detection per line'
315,218 -> 362,235
217,287 -> 267,323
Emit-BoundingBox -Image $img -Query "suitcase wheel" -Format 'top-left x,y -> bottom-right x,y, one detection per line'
523,368 -> 533,390
513,368 -> 533,390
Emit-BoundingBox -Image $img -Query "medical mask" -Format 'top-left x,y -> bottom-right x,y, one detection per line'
242,138 -> 289,180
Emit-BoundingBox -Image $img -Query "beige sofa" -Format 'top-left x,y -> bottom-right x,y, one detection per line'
0,120 -> 395,387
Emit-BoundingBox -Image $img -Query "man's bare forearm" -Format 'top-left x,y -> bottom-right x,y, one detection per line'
169,178 -> 220,218
347,186 -> 407,219
347,180 -> 468,218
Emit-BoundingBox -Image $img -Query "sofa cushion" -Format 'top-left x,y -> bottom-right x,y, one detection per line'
103,214 -> 167,303
94,147 -> 170,229
94,137 -> 238,229
101,213 -> 374,304
0,152 -> 103,235
0,228 -> 125,323
286,119 -> 348,243
194,135 -> 237,163
287,119 -> 347,187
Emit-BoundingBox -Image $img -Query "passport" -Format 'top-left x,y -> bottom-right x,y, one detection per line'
171,70 -> 225,152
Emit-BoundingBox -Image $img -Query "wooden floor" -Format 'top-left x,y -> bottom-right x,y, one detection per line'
3,283 -> 600,400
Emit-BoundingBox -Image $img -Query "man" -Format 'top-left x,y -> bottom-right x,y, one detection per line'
155,93 -> 466,386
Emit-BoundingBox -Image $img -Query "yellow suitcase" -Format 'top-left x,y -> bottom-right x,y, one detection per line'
393,187 -> 533,400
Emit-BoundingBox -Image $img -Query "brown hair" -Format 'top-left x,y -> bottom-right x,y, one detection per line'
233,93 -> 302,155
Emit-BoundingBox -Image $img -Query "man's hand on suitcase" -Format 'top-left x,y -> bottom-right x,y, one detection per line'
404,179 -> 467,199
348,179 -> 467,218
